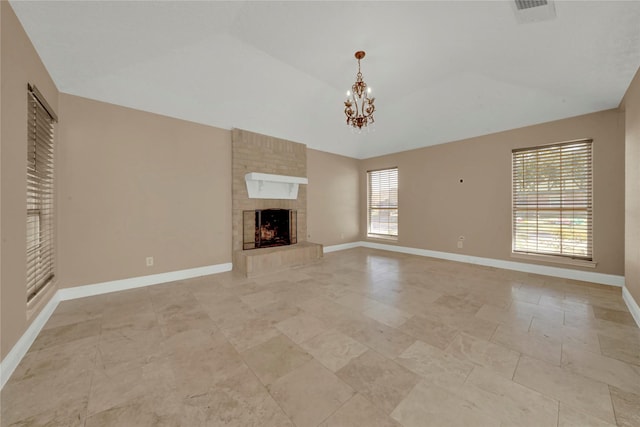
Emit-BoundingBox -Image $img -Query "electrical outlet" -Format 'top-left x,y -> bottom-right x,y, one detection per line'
146,256 -> 154,267
457,241 -> 463,249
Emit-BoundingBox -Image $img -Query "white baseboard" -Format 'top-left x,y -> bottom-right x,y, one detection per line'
331,241 -> 625,287
323,242 -> 362,253
58,263 -> 232,301
622,286 -> 640,328
0,292 -> 60,389
0,262 -> 232,391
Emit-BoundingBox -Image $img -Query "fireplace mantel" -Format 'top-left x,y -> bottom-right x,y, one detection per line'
244,172 -> 308,200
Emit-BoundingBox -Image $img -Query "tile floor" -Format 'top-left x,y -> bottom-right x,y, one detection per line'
1,248 -> 640,426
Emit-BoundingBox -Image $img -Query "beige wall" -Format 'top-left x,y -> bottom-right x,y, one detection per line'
360,109 -> 625,276
622,67 -> 640,305
57,94 -> 232,288
307,149 -> 360,246
1,2 -> 59,360
1,0 -> 3,364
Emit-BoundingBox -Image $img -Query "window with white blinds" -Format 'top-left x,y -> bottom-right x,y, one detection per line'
27,84 -> 57,302
367,167 -> 398,238
512,139 -> 593,261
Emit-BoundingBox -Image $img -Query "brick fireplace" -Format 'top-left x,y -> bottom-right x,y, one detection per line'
231,129 -> 322,276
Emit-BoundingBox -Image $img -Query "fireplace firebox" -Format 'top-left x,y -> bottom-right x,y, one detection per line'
243,209 -> 297,250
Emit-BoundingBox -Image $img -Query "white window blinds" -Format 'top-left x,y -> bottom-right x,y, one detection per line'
368,167 -> 398,238
27,84 -> 57,301
512,139 -> 593,260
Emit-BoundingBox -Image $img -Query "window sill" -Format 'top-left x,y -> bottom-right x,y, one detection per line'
367,234 -> 398,242
26,279 -> 58,320
511,252 -> 597,268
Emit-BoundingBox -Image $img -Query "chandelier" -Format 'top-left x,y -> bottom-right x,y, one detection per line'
344,51 -> 375,130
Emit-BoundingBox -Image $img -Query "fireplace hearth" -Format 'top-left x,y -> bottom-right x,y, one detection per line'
243,209 -> 297,250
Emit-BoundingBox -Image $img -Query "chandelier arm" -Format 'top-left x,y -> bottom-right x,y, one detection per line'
365,98 -> 375,116
345,104 -> 354,119
353,94 -> 361,117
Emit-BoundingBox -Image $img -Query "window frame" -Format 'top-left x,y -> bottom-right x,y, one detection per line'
367,167 -> 398,240
511,139 -> 593,262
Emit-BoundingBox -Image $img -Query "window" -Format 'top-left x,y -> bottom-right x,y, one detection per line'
512,139 -> 592,260
26,84 -> 57,301
367,167 -> 398,238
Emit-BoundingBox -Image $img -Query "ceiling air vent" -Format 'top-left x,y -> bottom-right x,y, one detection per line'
512,0 -> 556,23
515,0 -> 548,11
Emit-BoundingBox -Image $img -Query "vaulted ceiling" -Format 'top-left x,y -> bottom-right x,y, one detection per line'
10,1 -> 640,159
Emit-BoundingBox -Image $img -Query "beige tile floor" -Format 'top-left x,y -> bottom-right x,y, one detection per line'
2,247 -> 640,426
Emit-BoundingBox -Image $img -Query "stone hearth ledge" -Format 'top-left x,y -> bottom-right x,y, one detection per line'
233,241 -> 323,277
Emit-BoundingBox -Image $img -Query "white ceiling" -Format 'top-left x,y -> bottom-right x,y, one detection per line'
10,0 -> 640,159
